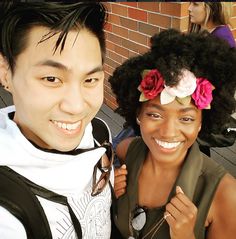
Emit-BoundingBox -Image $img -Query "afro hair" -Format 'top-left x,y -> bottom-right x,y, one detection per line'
108,29 -> 236,140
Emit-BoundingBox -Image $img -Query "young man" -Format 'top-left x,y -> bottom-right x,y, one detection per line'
0,2 -> 113,238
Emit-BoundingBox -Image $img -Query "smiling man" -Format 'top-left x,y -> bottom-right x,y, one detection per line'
0,2 -> 113,239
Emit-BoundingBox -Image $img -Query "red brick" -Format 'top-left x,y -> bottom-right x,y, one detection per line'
114,45 -> 129,58
128,50 -> 139,58
231,17 -> 236,29
233,5 -> 236,17
138,2 -> 160,12
120,17 -> 138,31
111,4 -> 128,17
106,32 -> 123,46
138,22 -> 160,36
160,3 -> 181,17
106,40 -> 115,52
108,14 -> 120,25
109,50 -> 123,64
148,13 -> 171,29
103,2 -> 111,12
128,8 -> 147,22
105,56 -> 120,69
113,25 -> 128,38
129,31 -> 148,46
181,3 -> 190,17
120,2 -> 137,8
104,22 -> 112,32
172,17 -> 189,32
232,29 -> 236,38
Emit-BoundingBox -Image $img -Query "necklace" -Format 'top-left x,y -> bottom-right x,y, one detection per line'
141,213 -> 169,239
131,205 -> 170,239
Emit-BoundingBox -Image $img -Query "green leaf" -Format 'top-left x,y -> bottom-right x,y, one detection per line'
176,96 -> 191,105
142,69 -> 151,79
139,92 -> 148,102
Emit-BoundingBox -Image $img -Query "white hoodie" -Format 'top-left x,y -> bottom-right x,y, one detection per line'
0,106 -> 113,239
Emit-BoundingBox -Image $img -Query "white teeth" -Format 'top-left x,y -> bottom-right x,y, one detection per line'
52,120 -> 81,131
155,139 -> 181,149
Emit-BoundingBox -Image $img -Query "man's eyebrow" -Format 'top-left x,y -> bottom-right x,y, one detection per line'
34,60 -> 103,74
34,60 -> 68,71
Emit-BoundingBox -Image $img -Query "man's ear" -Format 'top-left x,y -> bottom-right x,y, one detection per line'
0,54 -> 11,92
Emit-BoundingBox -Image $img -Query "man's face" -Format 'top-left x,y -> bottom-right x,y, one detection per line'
6,27 -> 104,151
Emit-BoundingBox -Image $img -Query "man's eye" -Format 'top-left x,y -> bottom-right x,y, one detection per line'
85,78 -> 98,84
42,76 -> 61,83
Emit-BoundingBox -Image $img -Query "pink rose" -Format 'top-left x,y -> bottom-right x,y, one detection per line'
140,69 -> 164,100
192,78 -> 213,109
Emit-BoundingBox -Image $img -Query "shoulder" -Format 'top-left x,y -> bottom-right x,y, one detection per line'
211,25 -> 235,47
210,173 -> 236,224
214,173 -> 236,205
0,206 -> 27,239
212,25 -> 231,35
116,137 -> 136,163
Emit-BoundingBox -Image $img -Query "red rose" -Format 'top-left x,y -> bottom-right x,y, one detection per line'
192,78 -> 213,109
140,69 -> 164,100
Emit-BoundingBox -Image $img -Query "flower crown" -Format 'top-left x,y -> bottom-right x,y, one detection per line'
138,69 -> 214,110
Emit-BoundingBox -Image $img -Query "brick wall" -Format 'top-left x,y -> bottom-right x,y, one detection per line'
104,2 -> 236,110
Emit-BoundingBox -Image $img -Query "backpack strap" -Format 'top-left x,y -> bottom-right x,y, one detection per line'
0,117 -> 110,238
91,117 -> 110,145
0,166 -> 52,239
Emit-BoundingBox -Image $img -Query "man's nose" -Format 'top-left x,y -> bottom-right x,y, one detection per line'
60,85 -> 86,115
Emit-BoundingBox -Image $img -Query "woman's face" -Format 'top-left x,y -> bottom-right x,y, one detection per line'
188,2 -> 206,25
138,96 -> 202,165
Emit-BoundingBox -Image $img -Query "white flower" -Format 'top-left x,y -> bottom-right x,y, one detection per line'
160,69 -> 197,105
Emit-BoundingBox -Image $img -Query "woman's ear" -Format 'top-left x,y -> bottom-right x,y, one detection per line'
0,54 -> 11,92
198,124 -> 202,133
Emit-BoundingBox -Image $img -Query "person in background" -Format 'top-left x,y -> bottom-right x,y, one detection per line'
188,2 -> 235,48
188,1 -> 236,156
109,29 -> 236,239
0,2 -> 113,238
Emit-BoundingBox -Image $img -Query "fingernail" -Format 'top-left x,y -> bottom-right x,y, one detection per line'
164,212 -> 171,219
121,164 -> 126,169
176,186 -> 184,194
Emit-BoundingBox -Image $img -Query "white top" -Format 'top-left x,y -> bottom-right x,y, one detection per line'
0,106 -> 113,239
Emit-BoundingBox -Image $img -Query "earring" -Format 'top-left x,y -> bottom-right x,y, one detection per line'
136,117 -> 141,125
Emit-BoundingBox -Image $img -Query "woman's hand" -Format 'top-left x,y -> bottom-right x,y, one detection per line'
165,186 -> 197,239
114,164 -> 128,198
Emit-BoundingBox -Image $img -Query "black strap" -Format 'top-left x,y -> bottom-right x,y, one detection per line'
0,166 -> 83,239
0,117 -> 110,238
92,117 -> 110,145
0,166 -> 52,239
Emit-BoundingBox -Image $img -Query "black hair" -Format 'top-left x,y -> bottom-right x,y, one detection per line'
0,1 -> 107,71
109,29 -> 236,140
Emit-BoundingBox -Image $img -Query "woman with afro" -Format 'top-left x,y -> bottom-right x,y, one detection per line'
109,29 -> 236,239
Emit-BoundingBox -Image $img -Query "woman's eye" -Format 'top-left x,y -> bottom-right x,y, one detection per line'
181,117 -> 195,122
146,113 -> 162,119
